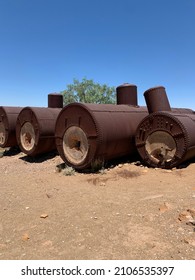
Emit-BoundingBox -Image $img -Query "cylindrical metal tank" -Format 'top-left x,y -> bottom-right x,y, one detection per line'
135,111 -> 195,168
0,106 -> 23,148
116,83 -> 138,106
144,86 -> 171,113
48,93 -> 63,108
55,103 -> 148,170
16,107 -> 61,156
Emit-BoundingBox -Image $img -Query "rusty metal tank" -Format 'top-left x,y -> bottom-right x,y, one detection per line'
116,83 -> 138,105
144,86 -> 195,114
16,107 -> 61,156
55,103 -> 148,170
117,84 -> 194,114
48,93 -> 63,108
135,111 -> 195,168
144,86 -> 171,113
0,106 -> 23,148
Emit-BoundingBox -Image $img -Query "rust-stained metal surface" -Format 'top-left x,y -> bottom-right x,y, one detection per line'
135,111 -> 195,168
0,106 -> 23,148
116,83 -> 138,106
172,108 -> 194,114
16,107 -> 61,156
144,86 -> 171,113
48,93 -> 63,108
55,103 -> 148,170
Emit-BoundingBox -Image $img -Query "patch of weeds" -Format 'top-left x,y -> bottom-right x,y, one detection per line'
91,158 -> 105,173
55,163 -> 76,176
98,167 -> 107,175
63,166 -> 75,176
55,163 -> 66,173
3,146 -> 20,156
0,151 -> 4,158
0,147 -> 7,158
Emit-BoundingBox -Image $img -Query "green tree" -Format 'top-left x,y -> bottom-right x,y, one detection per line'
61,78 -> 116,105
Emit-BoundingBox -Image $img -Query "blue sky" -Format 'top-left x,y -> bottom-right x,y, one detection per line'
0,0 -> 195,109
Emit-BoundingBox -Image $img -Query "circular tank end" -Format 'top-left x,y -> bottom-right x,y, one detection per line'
20,122 -> 36,151
145,131 -> 176,164
63,126 -> 89,165
0,122 -> 6,146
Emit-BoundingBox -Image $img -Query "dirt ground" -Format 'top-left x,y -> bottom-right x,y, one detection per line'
0,147 -> 195,260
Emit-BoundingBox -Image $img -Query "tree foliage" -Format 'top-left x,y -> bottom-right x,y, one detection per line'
61,78 -> 116,105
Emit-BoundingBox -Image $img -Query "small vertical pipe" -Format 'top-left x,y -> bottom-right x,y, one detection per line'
48,93 -> 63,108
116,83 -> 138,106
144,86 -> 171,113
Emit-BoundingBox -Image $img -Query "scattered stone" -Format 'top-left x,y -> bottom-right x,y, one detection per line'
178,209 -> 195,224
25,207 -> 30,210
40,213 -> 48,219
91,216 -> 98,220
178,211 -> 192,222
142,169 -> 148,173
187,208 -> 195,218
100,182 -> 106,186
22,233 -> 30,241
183,238 -> 195,247
159,202 -> 172,213
186,221 -> 195,226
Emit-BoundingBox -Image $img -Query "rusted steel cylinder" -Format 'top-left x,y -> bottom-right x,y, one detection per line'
16,107 -> 61,156
55,103 -> 148,170
116,83 -> 138,105
48,93 -> 63,108
0,106 -> 23,148
135,112 -> 195,168
144,86 -> 171,113
172,108 -> 194,114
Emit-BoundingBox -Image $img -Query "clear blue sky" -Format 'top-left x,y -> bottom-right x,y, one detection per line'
0,0 -> 195,109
